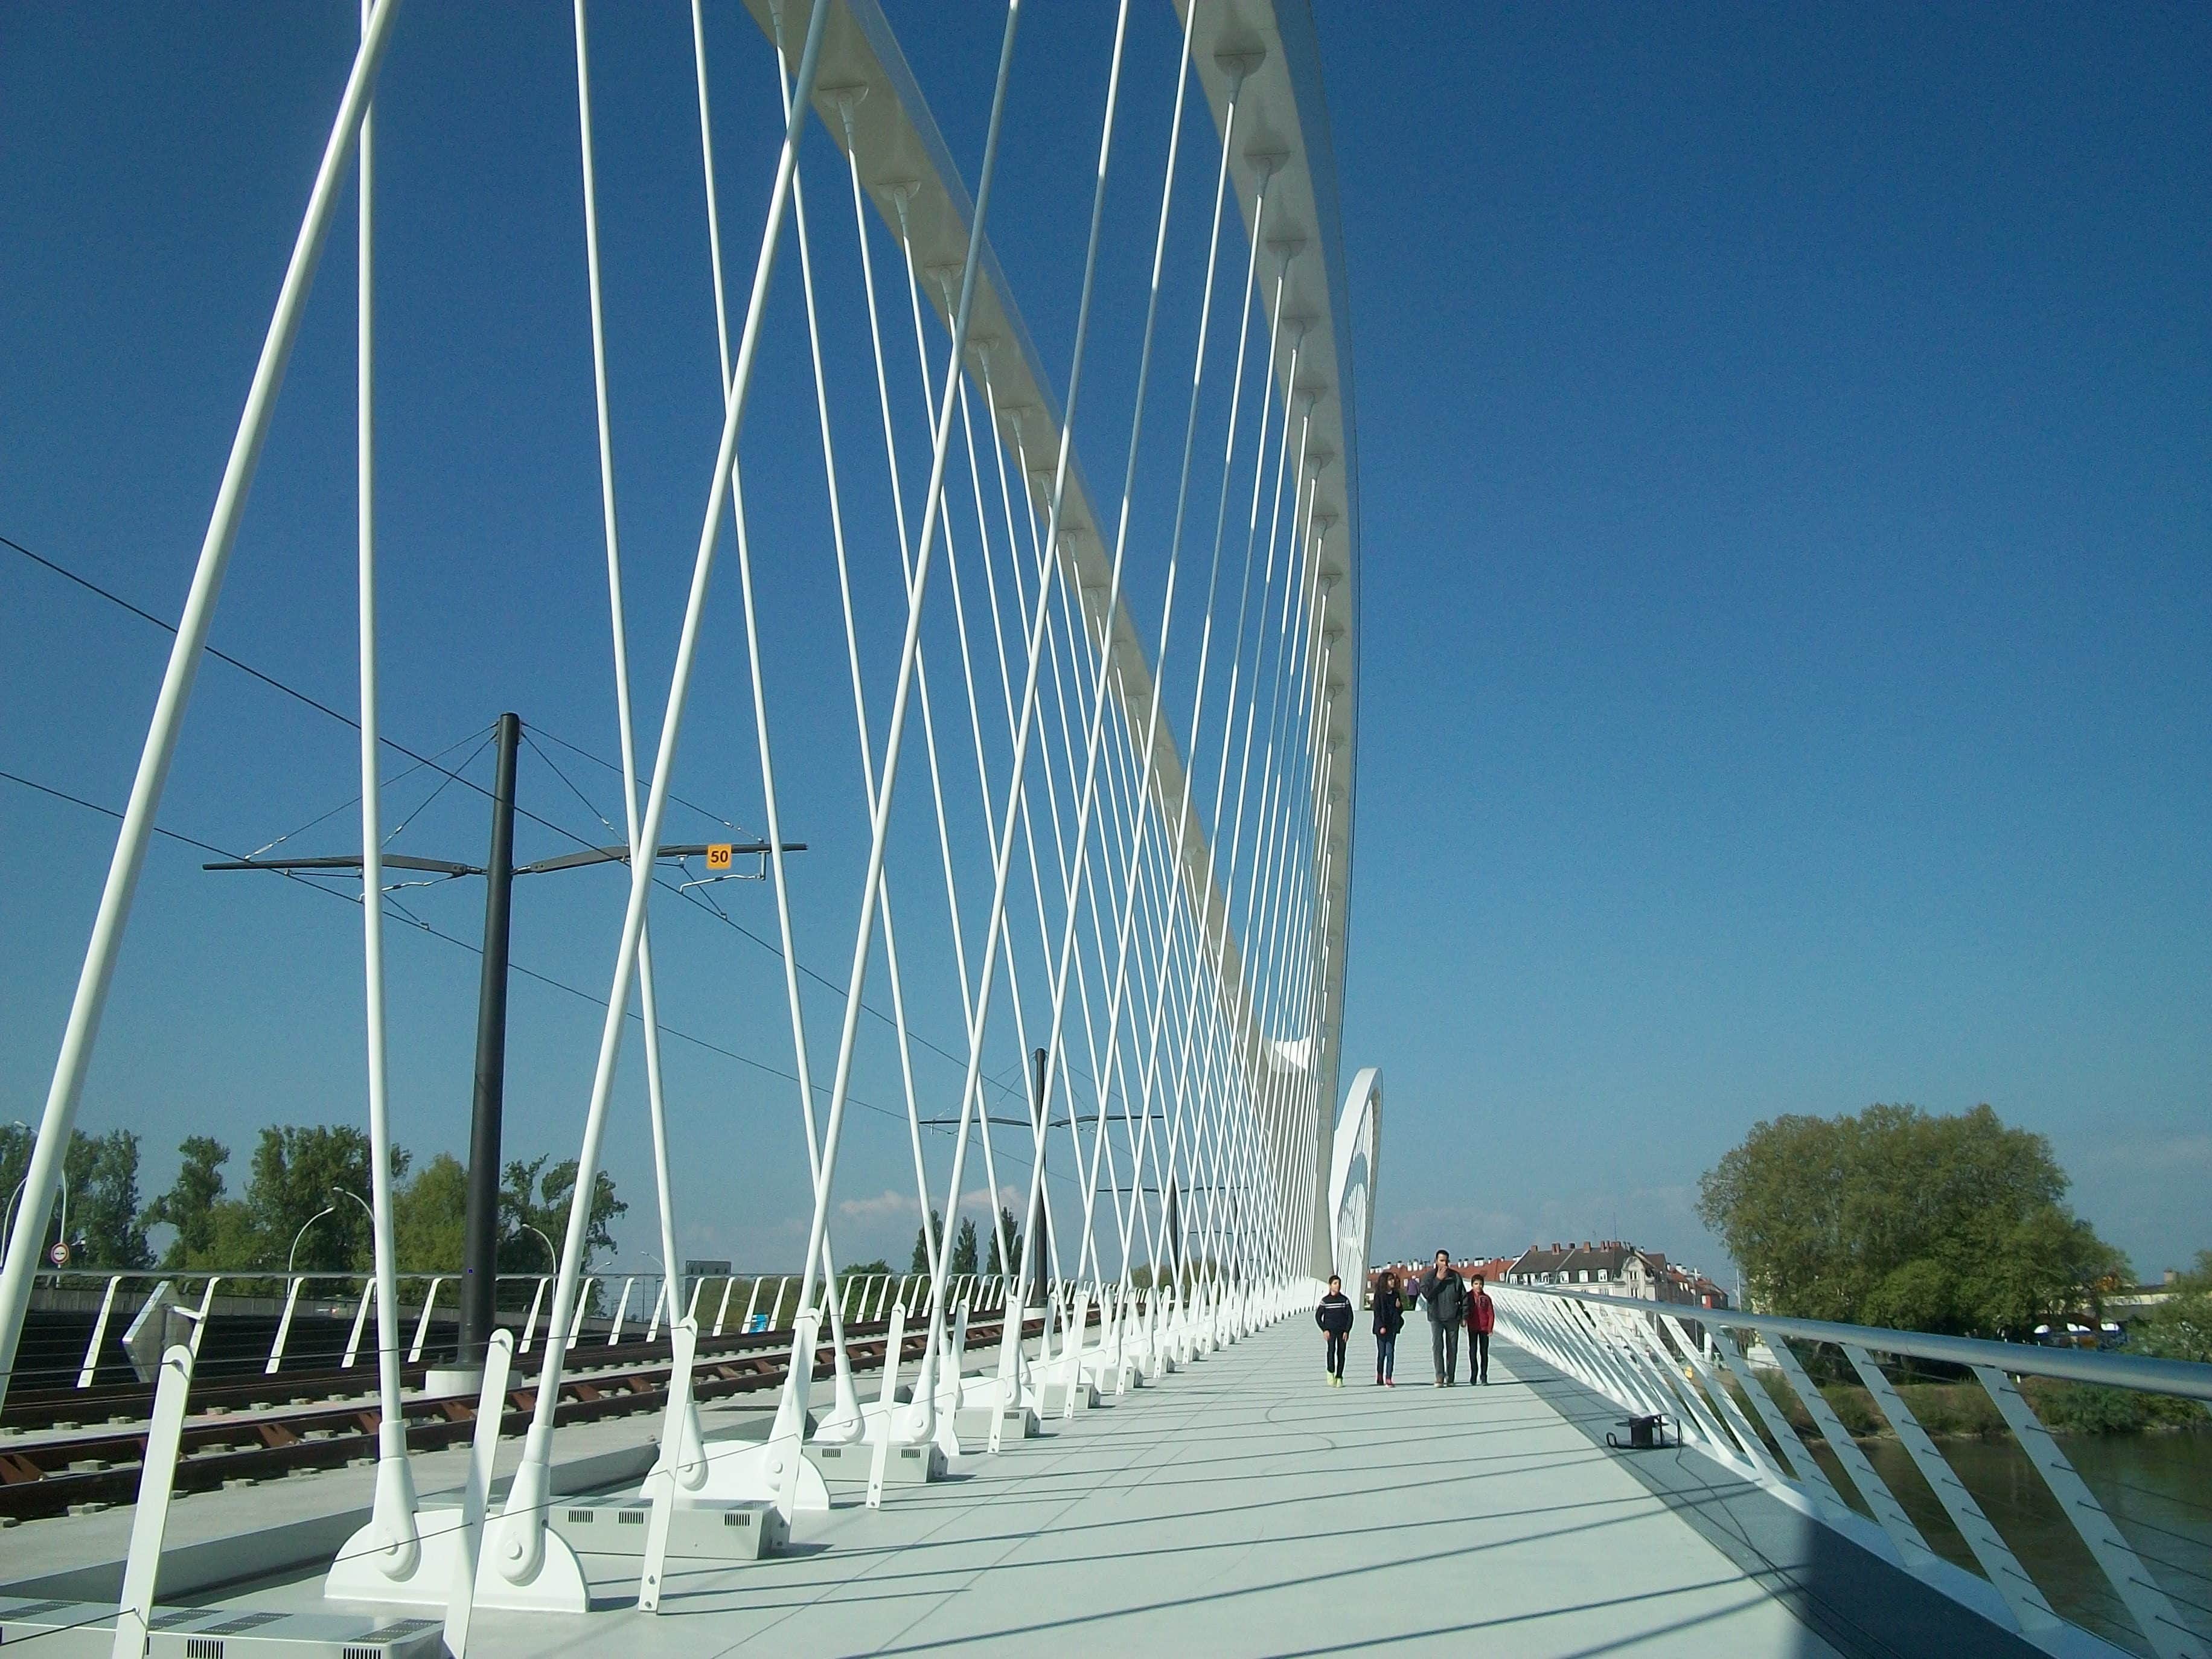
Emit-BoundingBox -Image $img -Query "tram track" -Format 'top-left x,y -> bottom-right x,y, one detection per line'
0,1312 -> 1034,1524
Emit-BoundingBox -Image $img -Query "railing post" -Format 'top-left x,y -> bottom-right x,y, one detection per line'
181,1276 -> 220,1360
408,1276 -> 445,1366
1709,1329 -> 1846,1509
1757,1333 -> 1930,1570
1971,1361 -> 2201,1659
79,1273 -> 123,1389
342,1276 -> 374,1369
1658,1313 -> 1771,1477
518,1276 -> 548,1355
569,1277 -> 596,1351
1843,1343 -> 2060,1639
267,1276 -> 307,1376
609,1276 -> 636,1346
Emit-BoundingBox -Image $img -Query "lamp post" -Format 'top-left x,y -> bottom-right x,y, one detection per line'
287,1203 -> 340,1275
523,1224 -> 557,1272
4,1122 -> 68,1264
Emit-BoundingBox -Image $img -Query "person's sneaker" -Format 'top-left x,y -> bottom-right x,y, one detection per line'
1385,1378 -> 1396,1387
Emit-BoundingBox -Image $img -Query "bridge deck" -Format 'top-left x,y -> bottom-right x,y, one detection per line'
235,1317 -> 1836,1655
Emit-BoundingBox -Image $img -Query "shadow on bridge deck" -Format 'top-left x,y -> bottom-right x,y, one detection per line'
295,1318 -> 1915,1657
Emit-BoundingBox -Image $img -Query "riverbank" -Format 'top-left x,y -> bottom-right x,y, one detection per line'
1732,1370 -> 2209,1440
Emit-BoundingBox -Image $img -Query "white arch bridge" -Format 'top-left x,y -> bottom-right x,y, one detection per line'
1,4 -> 2204,1657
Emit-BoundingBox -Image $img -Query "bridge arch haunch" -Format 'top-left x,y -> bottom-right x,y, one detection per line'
1325,1067 -> 1381,1292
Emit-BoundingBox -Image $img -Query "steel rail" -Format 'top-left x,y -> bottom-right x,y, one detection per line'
0,1310 -> 1064,1524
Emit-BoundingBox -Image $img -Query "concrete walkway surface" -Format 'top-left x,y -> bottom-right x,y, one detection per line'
229,1316 -> 1845,1656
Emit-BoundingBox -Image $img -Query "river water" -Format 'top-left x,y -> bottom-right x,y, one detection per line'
1833,1429 -> 2212,1655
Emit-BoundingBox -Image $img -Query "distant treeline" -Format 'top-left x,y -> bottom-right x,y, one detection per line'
1,1122 -> 624,1288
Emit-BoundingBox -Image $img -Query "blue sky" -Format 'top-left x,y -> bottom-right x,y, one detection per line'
2,4 -> 2205,1285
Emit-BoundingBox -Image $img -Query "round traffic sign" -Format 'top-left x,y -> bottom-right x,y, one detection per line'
48,1241 -> 70,1267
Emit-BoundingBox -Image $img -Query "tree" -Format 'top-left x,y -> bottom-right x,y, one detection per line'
498,1155 -> 625,1276
950,1216 -> 980,1280
838,1258 -> 892,1283
911,1208 -> 943,1276
2132,1251 -> 2212,1366
142,1135 -> 233,1267
2,1124 -> 152,1268
239,1124 -> 406,1272
989,1205 -> 1021,1277
1697,1102 -> 2127,1338
394,1152 -> 469,1272
66,1130 -> 152,1268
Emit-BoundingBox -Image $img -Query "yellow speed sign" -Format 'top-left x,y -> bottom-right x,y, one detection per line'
706,843 -> 734,872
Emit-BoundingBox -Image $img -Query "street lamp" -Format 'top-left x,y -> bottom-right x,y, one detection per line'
331,1186 -> 377,1272
4,1121 -> 68,1264
523,1224 -> 558,1272
287,1203 -> 340,1275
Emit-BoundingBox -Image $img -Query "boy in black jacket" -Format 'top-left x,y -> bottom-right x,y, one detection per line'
1314,1275 -> 1354,1386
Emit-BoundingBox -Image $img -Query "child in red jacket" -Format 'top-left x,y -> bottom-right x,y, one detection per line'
1466,1273 -> 1496,1386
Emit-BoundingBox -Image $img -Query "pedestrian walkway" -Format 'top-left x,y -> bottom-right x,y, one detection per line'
246,1316 -> 1844,1655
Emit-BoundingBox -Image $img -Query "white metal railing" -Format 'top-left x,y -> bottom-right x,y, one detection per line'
1492,1283 -> 2209,1659
19,1267 -> 1035,1390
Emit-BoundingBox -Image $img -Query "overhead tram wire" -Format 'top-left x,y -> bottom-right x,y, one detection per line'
0,763 -> 1052,1184
1,529 -> 1043,1110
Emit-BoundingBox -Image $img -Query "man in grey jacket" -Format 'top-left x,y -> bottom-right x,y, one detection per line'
1419,1250 -> 1467,1385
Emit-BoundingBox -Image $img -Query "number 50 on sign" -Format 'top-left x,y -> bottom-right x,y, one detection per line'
706,843 -> 734,872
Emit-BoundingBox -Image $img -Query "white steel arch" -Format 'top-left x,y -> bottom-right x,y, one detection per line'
1,1 -> 1370,1629
1327,1066 -> 1381,1293
753,0 -> 1366,1279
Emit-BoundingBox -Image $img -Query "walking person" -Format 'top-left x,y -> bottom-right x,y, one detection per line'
1419,1250 -> 1466,1386
1315,1274 -> 1354,1386
1372,1268 -> 1404,1386
1466,1271 -> 1495,1385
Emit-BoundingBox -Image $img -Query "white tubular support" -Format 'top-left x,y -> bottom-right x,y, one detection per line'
351,0 -> 418,1579
440,1327 -> 512,1657
0,0 -> 404,1421
109,1344 -> 194,1659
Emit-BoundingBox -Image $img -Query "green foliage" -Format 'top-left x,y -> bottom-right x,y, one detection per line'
394,1152 -> 469,1273
1697,1102 -> 2127,1338
141,1125 -> 402,1274
248,1124 -> 405,1271
950,1217 -> 980,1280
142,1135 -> 230,1265
989,1206 -> 1020,1277
838,1258 -> 893,1283
1,1124 -> 153,1269
135,1131 -> 622,1294
2130,1251 -> 2212,1366
69,1130 -> 153,1267
2023,1381 -> 2149,1433
497,1154 -> 627,1279
911,1209 -> 943,1276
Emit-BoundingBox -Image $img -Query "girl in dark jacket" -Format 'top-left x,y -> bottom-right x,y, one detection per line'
1372,1270 -> 1404,1386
